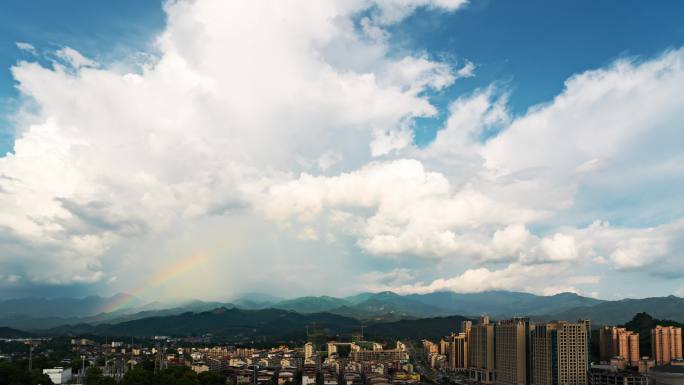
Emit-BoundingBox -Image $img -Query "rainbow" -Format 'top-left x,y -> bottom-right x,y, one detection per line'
104,253 -> 209,314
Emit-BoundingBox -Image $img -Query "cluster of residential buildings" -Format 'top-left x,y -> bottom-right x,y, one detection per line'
36,336 -> 417,385
423,316 -> 684,385
5,318 -> 683,385
185,339 -> 415,385
186,339 -> 417,385
297,339 -> 416,385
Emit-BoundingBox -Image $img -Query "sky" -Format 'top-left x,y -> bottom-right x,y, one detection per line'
1,0 -> 683,302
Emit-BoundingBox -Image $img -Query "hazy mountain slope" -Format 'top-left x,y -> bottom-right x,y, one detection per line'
0,315 -> 81,330
405,291 -> 604,317
272,296 -> 350,313
267,292 -> 444,319
344,292 -> 381,305
365,315 -> 473,340
230,293 -> 283,309
0,326 -> 31,338
325,305 -> 419,322
41,307 -> 473,342
542,295 -> 684,324
43,308 -> 363,341
0,299 -> 235,330
4,292 -> 682,331
0,293 -> 145,319
338,294 -> 445,318
81,300 -> 237,324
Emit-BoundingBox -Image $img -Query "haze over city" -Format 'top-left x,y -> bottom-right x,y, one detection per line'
1,0 -> 684,303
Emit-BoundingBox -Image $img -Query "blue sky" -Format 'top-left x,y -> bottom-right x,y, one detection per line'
0,0 -> 164,154
399,0 -> 684,145
0,0 -> 683,301
3,1 -> 684,152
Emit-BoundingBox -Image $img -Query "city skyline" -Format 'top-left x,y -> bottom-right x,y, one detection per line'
1,0 -> 684,301
3,310 -> 682,385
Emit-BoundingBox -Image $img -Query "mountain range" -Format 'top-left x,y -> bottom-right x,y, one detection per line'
237,290 -> 606,319
39,307 -> 473,343
538,295 -> 684,324
1,291 -> 683,332
0,326 -> 30,338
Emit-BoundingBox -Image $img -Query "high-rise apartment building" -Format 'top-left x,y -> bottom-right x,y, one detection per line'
578,320 -> 591,342
496,318 -> 531,385
579,320 -> 591,367
440,338 -> 450,355
423,339 -> 439,355
448,332 -> 469,371
532,321 -> 588,385
598,326 -> 639,366
463,320 -> 474,335
651,325 -> 683,365
675,327 -> 684,361
304,342 -> 314,360
624,332 -> 640,367
470,315 -> 496,384
599,326 -> 618,363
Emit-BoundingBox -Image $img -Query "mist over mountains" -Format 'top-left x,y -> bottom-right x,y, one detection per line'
44,309 -> 473,342
1,291 -> 683,335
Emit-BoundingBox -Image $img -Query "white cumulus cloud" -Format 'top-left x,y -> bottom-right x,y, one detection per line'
0,0 -> 683,298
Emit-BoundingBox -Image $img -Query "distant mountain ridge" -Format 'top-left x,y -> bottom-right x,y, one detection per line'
0,326 -> 31,338
272,296 -> 349,313
405,290 -> 605,317
1,291 -> 683,331
0,293 -> 145,319
264,291 -> 684,325
0,296 -> 236,330
43,307 -> 364,341
258,290 -> 605,319
536,295 -> 684,325
39,307 -> 473,343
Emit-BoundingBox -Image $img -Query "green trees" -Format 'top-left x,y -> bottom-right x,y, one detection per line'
121,368 -> 154,385
98,377 -> 118,385
73,366 -> 116,385
198,371 -> 227,385
0,363 -> 54,385
0,361 -> 228,385
121,366 -> 225,385
30,370 -> 55,385
154,366 -> 200,385
72,357 -> 90,374
84,366 -> 104,385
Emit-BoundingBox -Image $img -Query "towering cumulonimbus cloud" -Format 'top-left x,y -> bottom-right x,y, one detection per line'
0,0 -> 683,299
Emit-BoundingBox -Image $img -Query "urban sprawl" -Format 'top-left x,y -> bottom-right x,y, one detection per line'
1,317 -> 683,385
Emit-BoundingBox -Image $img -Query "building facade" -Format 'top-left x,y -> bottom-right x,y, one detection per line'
43,368 -> 72,385
448,332 -> 469,371
651,326 -> 683,365
496,318 -> 531,385
470,315 -> 496,384
305,342 -> 314,360
349,349 -> 408,363
599,327 -> 640,366
532,321 -> 588,385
